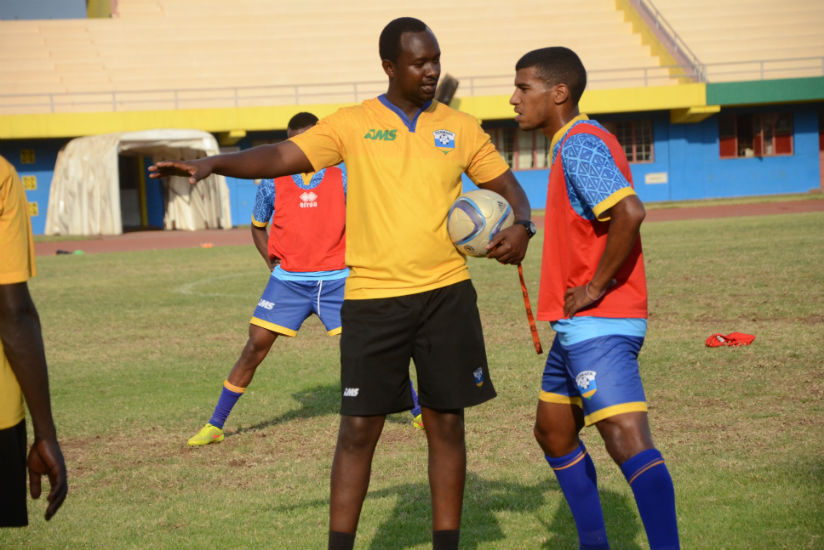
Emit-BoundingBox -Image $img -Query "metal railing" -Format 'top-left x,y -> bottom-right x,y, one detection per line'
0,57 -> 821,116
0,80 -> 388,115
630,0 -> 707,82
461,64 -> 697,96
703,57 -> 824,81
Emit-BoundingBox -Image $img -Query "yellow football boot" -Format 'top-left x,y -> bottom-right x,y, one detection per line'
187,423 -> 224,446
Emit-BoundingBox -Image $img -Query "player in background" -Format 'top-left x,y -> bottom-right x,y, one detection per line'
188,112 -> 423,447
151,17 -> 532,550
0,154 -> 68,526
509,47 -> 679,550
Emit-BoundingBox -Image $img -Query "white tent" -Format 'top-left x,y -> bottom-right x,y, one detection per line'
45,129 -> 232,235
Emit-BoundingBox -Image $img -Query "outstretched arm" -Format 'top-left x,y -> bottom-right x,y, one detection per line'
563,194 -> 645,318
0,282 -> 68,521
148,141 -> 314,184
478,169 -> 532,265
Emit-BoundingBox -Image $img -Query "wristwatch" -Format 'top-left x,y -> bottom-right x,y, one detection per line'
514,219 -> 536,239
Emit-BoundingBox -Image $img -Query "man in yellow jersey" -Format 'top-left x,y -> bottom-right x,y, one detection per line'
150,17 -> 533,550
0,154 -> 68,526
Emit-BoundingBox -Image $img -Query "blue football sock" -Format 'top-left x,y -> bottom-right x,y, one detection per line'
620,449 -> 680,550
546,441 -> 609,550
410,382 -> 421,417
208,380 -> 245,429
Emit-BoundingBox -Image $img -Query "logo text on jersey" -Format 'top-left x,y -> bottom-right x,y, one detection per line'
343,387 -> 360,397
299,191 -> 318,208
364,129 -> 397,141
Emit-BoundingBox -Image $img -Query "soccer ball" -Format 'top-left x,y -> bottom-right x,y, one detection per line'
447,189 -> 514,257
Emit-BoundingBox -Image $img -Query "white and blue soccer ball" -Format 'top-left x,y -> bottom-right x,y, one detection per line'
447,189 -> 514,257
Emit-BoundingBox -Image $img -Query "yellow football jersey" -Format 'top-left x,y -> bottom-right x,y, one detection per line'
291,96 -> 509,299
0,156 -> 35,429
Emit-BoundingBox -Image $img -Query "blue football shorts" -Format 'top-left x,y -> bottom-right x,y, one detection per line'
250,276 -> 345,336
540,333 -> 648,426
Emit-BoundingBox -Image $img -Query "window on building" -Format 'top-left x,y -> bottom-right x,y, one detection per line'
486,126 -> 549,170
601,120 -> 654,163
719,112 -> 793,158
487,119 -> 653,168
488,127 -> 514,167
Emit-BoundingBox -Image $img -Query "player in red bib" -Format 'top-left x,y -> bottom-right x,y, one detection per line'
186,113 -> 351,446
510,48 -> 680,550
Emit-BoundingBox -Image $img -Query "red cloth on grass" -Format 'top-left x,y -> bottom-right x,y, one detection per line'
705,332 -> 756,347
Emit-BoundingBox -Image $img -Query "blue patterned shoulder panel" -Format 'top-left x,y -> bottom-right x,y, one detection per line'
253,178 -> 276,224
553,121 -> 631,220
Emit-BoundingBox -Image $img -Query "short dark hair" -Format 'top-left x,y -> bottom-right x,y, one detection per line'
515,47 -> 587,104
379,17 -> 429,62
287,112 -> 318,131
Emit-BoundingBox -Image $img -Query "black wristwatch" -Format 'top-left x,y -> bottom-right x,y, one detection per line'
514,219 -> 536,239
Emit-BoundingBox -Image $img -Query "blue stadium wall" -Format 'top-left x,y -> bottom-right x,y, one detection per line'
466,104 -> 822,206
3,103 -> 821,234
147,101 -> 824,225
0,139 -> 63,235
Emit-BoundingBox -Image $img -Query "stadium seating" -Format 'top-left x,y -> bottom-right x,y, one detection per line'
651,0 -> 824,81
0,0 -> 673,114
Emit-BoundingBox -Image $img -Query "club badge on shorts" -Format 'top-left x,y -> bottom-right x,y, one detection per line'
576,370 -> 598,399
473,367 -> 484,387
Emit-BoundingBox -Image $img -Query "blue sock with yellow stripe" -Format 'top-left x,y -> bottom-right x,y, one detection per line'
208,380 -> 245,429
546,441 -> 609,550
620,449 -> 679,550
410,383 -> 422,417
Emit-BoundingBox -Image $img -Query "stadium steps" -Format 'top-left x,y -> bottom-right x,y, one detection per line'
0,0 -> 677,114
651,0 -> 824,81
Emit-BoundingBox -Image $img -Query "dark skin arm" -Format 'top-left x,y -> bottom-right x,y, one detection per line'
0,282 -> 68,521
148,141 -> 314,184
251,224 -> 276,271
479,169 -> 532,265
151,141 -> 532,264
564,194 -> 646,318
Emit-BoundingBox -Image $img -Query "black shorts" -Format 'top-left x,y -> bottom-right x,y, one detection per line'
339,279 -> 496,415
0,420 -> 28,527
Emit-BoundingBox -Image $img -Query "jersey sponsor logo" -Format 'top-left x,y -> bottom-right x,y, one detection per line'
299,191 -> 318,208
257,299 -> 275,310
575,370 -> 598,399
473,366 -> 484,387
343,387 -> 359,397
364,128 -> 397,141
433,129 -> 455,153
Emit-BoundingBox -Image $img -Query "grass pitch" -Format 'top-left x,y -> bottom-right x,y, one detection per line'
5,211 -> 823,549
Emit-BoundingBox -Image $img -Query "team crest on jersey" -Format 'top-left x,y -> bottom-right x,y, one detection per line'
433,129 -> 455,152
473,367 -> 484,387
575,370 -> 598,399
299,191 -> 318,208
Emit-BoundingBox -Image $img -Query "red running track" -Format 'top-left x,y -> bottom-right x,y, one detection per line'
35,199 -> 824,257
